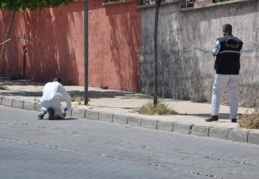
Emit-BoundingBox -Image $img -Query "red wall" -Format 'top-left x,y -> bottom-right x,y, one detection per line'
0,0 -> 140,91
0,2 -> 85,85
89,0 -> 140,91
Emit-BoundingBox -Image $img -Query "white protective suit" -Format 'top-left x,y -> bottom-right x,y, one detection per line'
39,81 -> 71,118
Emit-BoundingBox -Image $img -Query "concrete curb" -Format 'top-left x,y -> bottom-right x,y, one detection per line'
12,99 -> 24,109
113,114 -> 128,124
99,112 -> 113,122
209,127 -> 233,140
173,122 -> 194,135
248,130 -> 259,145
24,101 -> 36,110
228,128 -> 249,143
85,109 -> 99,120
157,121 -> 173,131
2,97 -> 13,107
0,96 -> 3,105
1,96 -> 259,146
141,118 -> 157,129
128,116 -> 142,126
72,108 -> 86,118
191,125 -> 210,137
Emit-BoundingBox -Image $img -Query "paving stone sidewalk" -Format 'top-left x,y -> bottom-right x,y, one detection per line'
0,77 -> 258,145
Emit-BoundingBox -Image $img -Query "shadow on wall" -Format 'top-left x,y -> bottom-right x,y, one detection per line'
0,11 -> 22,78
1,2 -> 84,85
140,5 -> 210,102
104,3 -> 141,92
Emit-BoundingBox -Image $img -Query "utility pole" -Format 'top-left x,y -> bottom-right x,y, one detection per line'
84,0 -> 89,105
154,0 -> 162,106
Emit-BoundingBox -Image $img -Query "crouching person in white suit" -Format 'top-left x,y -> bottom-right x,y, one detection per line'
37,78 -> 71,120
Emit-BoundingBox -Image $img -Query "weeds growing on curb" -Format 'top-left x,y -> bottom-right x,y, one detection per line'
71,96 -> 83,105
239,109 -> 259,129
0,85 -> 8,90
137,102 -> 178,115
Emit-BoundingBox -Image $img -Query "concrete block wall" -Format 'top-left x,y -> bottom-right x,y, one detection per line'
140,0 -> 259,107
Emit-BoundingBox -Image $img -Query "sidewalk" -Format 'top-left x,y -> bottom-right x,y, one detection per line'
0,77 -> 259,145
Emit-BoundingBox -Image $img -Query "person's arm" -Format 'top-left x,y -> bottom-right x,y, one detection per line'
57,84 -> 71,110
212,40 -> 220,57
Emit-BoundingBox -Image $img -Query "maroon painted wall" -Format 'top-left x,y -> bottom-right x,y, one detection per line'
89,0 -> 140,91
0,0 -> 140,91
0,2 -> 84,85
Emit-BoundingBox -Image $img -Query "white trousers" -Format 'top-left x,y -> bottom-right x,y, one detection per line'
39,94 -> 64,118
211,74 -> 239,119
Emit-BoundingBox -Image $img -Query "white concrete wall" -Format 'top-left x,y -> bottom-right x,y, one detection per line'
140,0 -> 259,107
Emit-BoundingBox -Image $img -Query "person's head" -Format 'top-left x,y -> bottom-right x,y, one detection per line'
222,24 -> 232,36
53,77 -> 62,83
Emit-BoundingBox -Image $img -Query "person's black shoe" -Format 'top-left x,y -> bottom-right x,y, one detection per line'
231,119 -> 237,123
63,112 -> 66,119
47,108 -> 54,120
37,113 -> 44,119
205,115 -> 218,122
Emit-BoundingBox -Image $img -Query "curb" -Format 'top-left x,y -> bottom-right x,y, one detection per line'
0,97 -> 258,146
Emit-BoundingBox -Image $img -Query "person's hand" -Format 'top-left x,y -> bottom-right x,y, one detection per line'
212,53 -> 217,57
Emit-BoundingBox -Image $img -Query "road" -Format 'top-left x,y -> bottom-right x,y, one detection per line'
0,105 -> 259,179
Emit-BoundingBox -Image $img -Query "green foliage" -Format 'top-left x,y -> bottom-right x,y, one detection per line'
0,0 -> 76,11
137,102 -> 178,115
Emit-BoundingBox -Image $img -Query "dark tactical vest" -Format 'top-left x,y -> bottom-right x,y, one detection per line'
215,34 -> 243,74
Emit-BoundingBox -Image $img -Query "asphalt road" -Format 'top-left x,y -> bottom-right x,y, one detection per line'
0,106 -> 259,179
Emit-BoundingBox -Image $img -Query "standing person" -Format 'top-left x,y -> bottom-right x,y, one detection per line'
205,24 -> 243,123
37,78 -> 71,120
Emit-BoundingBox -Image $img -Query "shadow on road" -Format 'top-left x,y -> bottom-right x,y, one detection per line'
46,117 -> 78,121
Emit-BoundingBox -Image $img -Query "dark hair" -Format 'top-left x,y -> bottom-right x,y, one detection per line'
222,24 -> 232,34
53,77 -> 62,83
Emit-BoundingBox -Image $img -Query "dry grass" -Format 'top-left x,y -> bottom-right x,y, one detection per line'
239,109 -> 259,129
137,102 -> 178,115
71,96 -> 83,105
0,85 -> 8,90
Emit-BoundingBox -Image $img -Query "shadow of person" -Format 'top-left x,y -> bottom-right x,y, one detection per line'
47,117 -> 78,120
180,113 -> 231,119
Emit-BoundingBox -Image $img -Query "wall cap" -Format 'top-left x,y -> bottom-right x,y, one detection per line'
102,0 -> 136,6
181,0 -> 255,12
